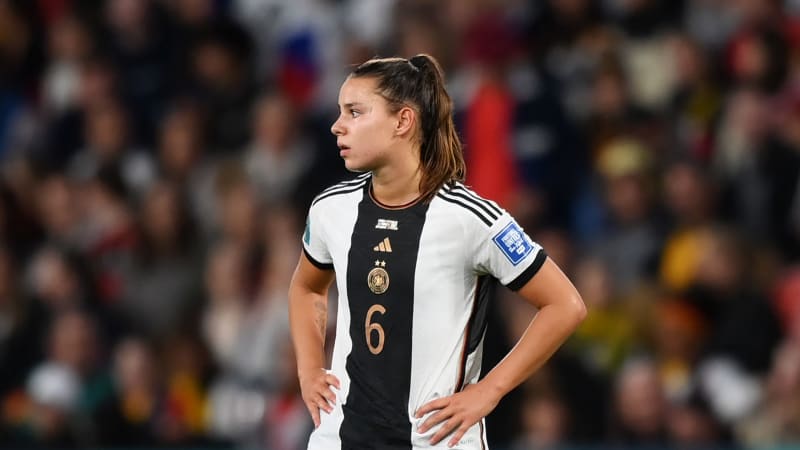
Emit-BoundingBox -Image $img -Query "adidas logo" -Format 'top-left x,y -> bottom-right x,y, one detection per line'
373,238 -> 393,253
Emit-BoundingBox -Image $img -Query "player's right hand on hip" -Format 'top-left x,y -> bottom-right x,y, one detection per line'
299,368 -> 341,428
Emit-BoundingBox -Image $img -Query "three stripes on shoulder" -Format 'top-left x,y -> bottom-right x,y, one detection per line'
436,183 -> 503,228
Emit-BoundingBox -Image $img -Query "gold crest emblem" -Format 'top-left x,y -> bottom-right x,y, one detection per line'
368,261 -> 389,294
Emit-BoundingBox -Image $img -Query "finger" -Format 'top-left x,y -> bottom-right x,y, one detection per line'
306,402 -> 320,428
418,408 -> 452,433
448,425 -> 471,448
321,387 -> 337,404
317,396 -> 333,414
325,374 -> 341,389
416,398 -> 448,418
430,417 -> 461,446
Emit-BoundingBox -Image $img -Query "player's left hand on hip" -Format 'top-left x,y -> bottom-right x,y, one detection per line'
414,383 -> 499,447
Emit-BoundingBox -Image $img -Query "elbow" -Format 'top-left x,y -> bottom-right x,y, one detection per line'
570,294 -> 587,328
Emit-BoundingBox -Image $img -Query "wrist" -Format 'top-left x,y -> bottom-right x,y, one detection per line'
478,375 -> 510,402
297,366 -> 325,379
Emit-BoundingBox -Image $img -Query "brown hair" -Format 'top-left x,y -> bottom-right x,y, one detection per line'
351,54 -> 465,201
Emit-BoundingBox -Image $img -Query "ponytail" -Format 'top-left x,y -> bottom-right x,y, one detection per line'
351,54 -> 465,201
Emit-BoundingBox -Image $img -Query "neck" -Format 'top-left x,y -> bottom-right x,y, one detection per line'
370,149 -> 423,206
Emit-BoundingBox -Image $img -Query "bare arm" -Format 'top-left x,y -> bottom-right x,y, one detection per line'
417,257 -> 586,446
479,257 -> 586,398
289,251 -> 340,427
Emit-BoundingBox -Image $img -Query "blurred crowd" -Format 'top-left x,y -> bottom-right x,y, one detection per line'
1,0 -> 800,448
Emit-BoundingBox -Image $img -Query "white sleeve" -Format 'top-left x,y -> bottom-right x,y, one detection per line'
302,202 -> 333,270
472,213 -> 547,290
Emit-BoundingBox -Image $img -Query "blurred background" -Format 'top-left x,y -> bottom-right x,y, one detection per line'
0,0 -> 799,448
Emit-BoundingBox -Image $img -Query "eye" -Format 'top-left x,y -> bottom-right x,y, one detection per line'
350,109 -> 361,118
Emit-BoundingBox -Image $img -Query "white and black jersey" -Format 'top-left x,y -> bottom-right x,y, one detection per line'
302,173 -> 547,450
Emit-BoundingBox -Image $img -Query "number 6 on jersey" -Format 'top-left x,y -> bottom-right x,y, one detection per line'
365,304 -> 386,355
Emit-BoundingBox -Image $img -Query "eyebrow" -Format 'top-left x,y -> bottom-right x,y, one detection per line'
341,102 -> 364,109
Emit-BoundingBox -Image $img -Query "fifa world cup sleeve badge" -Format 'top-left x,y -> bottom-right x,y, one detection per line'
368,260 -> 389,294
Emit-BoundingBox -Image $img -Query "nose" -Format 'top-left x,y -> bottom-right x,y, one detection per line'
331,116 -> 344,136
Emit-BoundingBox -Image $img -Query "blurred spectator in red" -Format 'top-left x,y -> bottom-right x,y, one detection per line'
460,13 -> 521,210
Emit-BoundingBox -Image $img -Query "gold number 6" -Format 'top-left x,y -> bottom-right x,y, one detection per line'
365,304 -> 386,355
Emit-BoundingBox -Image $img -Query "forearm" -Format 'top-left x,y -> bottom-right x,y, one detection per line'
289,287 -> 329,374
480,299 -> 584,398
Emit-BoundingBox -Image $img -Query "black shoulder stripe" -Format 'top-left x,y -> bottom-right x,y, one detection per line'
442,186 -> 499,220
436,193 -> 493,227
320,173 -> 370,195
303,247 -> 334,270
506,250 -> 547,291
315,176 -> 369,199
312,181 -> 367,206
452,183 -> 502,216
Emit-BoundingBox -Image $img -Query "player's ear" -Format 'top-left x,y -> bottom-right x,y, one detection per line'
395,106 -> 416,138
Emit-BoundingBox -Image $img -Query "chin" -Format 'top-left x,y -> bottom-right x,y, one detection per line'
343,159 -> 368,173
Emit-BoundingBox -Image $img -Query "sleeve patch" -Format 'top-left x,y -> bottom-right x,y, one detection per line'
492,222 -> 534,265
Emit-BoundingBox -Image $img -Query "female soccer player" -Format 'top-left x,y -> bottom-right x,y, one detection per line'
289,54 -> 586,449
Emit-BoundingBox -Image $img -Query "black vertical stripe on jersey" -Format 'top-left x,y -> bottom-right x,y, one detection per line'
456,275 -> 496,392
340,188 -> 430,450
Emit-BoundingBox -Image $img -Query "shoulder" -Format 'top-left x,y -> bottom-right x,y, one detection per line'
310,172 -> 371,208
432,182 -> 506,230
